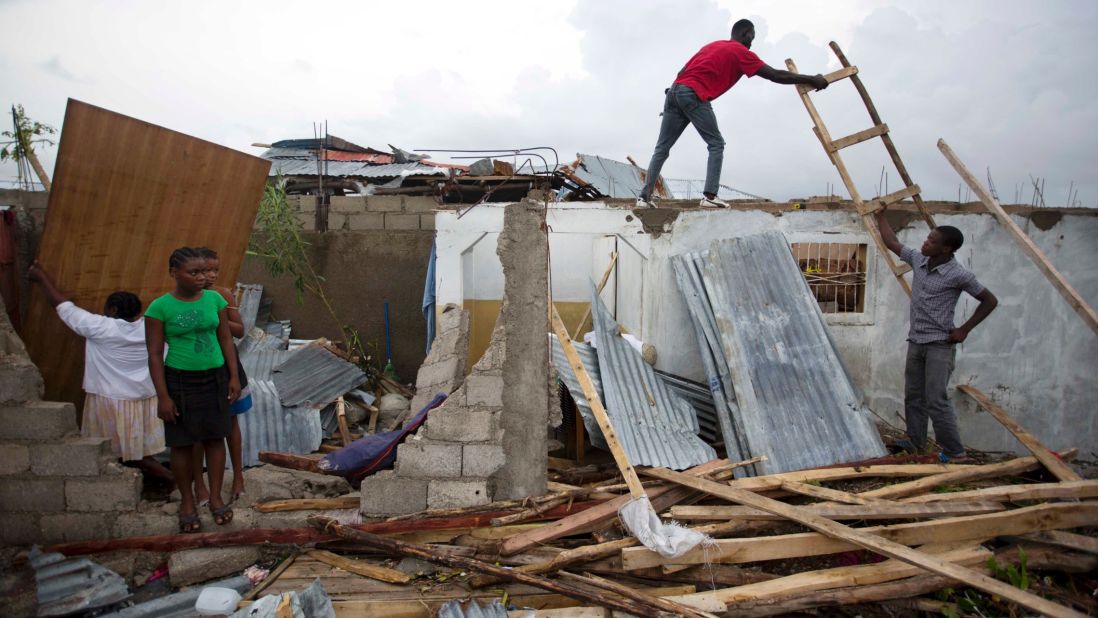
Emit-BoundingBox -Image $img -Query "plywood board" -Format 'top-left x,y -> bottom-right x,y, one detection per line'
20,99 -> 270,409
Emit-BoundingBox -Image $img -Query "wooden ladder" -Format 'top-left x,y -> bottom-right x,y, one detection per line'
787,42 -> 937,297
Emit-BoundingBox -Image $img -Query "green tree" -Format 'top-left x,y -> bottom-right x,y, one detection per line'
1,104 -> 56,190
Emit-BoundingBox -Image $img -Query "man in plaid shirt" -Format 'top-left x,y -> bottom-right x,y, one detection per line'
875,207 -> 998,462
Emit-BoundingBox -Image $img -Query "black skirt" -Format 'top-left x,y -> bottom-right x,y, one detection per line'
163,365 -> 231,447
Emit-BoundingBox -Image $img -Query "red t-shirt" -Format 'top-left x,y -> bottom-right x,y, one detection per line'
673,40 -> 765,102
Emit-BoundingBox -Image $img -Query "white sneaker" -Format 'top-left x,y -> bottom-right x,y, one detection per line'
700,195 -> 729,208
635,197 -> 657,208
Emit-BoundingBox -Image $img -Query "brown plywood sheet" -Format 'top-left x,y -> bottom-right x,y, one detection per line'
19,99 -> 270,410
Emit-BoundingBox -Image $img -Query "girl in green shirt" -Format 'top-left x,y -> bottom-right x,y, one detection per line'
145,247 -> 241,532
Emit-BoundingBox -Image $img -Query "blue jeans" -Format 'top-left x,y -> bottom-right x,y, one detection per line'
640,84 -> 725,199
904,341 -> 964,457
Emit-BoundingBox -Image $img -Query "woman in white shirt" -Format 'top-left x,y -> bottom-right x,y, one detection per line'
28,262 -> 173,485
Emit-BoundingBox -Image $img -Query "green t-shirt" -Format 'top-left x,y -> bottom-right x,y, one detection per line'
145,290 -> 228,371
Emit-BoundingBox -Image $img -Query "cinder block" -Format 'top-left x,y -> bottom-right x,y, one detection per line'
40,512 -> 112,544
428,479 -> 489,509
295,212 -> 316,231
463,444 -> 506,477
359,470 -> 428,516
30,436 -> 111,477
403,196 -> 438,213
419,214 -> 436,230
169,546 -> 261,587
294,196 -> 318,213
0,478 -> 65,512
114,511 -> 178,538
395,440 -> 462,478
415,357 -> 461,391
0,444 -> 30,475
366,195 -> 404,212
0,512 -> 39,545
347,212 -> 385,230
465,374 -> 504,408
327,213 -> 349,231
424,407 -> 498,443
385,213 -> 421,230
0,360 -> 43,404
0,401 -> 77,441
330,195 -> 366,214
65,470 -> 141,512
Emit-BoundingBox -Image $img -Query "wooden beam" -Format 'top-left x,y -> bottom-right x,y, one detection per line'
828,123 -> 889,153
239,553 -> 296,606
902,479 -> 1098,503
859,184 -> 922,215
254,497 -> 361,513
335,397 -> 351,446
570,251 -> 618,339
859,450 -> 1076,499
632,469 -> 1088,618
669,500 -> 1005,522
957,385 -> 1082,481
557,571 -> 717,618
938,138 -> 1098,336
624,502 -> 1094,570
1018,530 -> 1098,556
662,462 -> 978,494
305,549 -> 411,584
780,480 -> 888,505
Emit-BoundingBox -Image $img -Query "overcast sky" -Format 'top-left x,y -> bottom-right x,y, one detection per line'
3,0 -> 1096,205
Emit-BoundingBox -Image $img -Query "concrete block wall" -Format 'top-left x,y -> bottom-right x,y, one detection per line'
409,303 -> 469,414
285,195 -> 437,232
0,296 -> 145,546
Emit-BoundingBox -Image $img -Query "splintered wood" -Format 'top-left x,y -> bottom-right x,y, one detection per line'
205,447 -> 1098,617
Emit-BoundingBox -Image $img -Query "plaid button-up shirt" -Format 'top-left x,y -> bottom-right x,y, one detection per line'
900,246 -> 986,344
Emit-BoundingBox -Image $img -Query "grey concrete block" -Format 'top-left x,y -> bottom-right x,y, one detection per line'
0,512 -> 39,545
0,444 -> 30,475
428,479 -> 489,509
395,440 -> 462,478
30,436 -> 111,477
385,213 -> 421,230
403,196 -> 438,213
169,546 -> 261,587
0,363 -> 43,405
347,212 -> 385,230
415,357 -> 461,392
114,511 -> 178,538
40,512 -> 112,544
330,195 -> 366,213
0,478 -> 65,512
327,213 -> 349,231
465,374 -> 504,408
463,444 -> 506,477
419,214 -> 436,230
65,471 -> 141,512
424,407 -> 498,443
366,195 -> 404,212
359,470 -> 428,516
0,401 -> 77,441
293,196 -> 318,213
295,212 -> 316,231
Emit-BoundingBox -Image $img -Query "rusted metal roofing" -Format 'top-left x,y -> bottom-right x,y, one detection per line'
271,344 -> 367,409
680,231 -> 886,475
590,284 -> 716,470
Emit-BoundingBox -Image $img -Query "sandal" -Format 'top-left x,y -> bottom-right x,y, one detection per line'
178,512 -> 202,533
210,503 -> 234,525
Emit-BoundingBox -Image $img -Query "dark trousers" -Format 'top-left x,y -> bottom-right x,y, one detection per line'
904,341 -> 964,457
640,84 -> 725,199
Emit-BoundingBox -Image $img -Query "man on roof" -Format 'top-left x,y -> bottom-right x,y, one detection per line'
636,19 -> 829,209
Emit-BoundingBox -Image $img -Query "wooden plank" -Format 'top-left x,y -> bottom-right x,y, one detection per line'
633,469 -> 1088,618
254,497 -> 361,513
668,545 -> 988,611
336,397 -> 352,446
306,549 -> 412,584
939,138 -> 1098,335
902,479 -> 1098,503
1019,530 -> 1098,556
689,462 -> 977,493
19,99 -> 270,409
860,450 -> 1076,499
570,251 -> 617,339
549,305 -> 646,499
625,502 -> 1094,569
828,123 -> 889,152
780,480 -> 888,505
556,571 -> 716,618
669,500 -> 1005,522
239,553 -> 296,605
957,384 -> 1082,481
859,184 -> 922,214
824,65 -> 858,83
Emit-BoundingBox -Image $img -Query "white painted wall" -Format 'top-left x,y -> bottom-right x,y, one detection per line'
436,203 -> 1098,455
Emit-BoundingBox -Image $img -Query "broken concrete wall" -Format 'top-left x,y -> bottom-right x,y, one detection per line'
435,201 -> 1098,457
409,303 -> 469,414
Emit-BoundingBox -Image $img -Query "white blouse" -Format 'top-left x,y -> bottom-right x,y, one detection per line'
56,301 -> 156,401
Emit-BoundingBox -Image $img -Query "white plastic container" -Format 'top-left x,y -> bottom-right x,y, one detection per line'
195,586 -> 243,616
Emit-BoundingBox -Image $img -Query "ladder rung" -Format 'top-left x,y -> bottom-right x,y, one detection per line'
857,185 -> 922,215
797,66 -> 858,94
828,123 -> 889,152
893,263 -> 913,276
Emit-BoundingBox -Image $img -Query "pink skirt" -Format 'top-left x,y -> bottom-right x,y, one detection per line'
82,393 -> 166,461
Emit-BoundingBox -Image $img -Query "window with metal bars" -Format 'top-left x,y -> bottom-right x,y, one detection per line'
791,242 -> 868,314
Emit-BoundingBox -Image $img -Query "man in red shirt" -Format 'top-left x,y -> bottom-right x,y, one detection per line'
637,19 -> 830,208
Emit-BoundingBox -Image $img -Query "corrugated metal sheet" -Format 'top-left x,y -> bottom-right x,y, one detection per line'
31,547 -> 130,616
694,231 -> 886,474
573,153 -> 645,198
272,345 -> 367,408
238,379 -> 323,467
242,348 -> 295,381
235,283 -> 264,336
652,369 -> 721,446
262,147 -> 395,164
549,333 -> 608,450
591,283 -> 716,470
437,599 -> 507,618
268,159 -> 449,178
